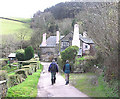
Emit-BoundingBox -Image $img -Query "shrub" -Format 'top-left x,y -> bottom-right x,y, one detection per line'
22,62 -> 30,66
2,65 -> 18,73
61,46 -> 79,64
16,49 -> 25,61
24,46 -> 34,60
15,69 -> 27,78
8,75 -> 18,87
60,46 -> 79,72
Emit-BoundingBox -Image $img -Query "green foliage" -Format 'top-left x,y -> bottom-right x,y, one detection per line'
24,46 -> 34,60
16,46 -> 34,61
7,61 -> 42,88
8,75 -> 18,87
2,65 -> 18,73
6,68 -> 43,97
61,46 -> 79,64
76,57 -> 85,61
69,73 -> 118,97
16,49 -> 25,61
57,56 -> 64,72
72,19 -> 77,28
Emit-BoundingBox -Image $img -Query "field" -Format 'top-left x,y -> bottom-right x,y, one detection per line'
0,18 -> 32,40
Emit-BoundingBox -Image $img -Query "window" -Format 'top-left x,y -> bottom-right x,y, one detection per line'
85,45 -> 88,48
61,41 -> 69,49
47,52 -> 53,55
69,37 -> 72,40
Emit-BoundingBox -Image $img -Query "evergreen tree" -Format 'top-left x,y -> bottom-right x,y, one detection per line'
25,46 -> 34,60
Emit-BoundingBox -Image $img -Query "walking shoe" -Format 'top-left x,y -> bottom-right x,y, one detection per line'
53,79 -> 56,84
51,79 -> 54,85
65,81 -> 69,85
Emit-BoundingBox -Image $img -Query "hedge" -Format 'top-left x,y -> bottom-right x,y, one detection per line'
7,61 -> 41,88
16,49 -> 25,61
24,46 -> 34,60
15,69 -> 27,78
8,75 -> 18,87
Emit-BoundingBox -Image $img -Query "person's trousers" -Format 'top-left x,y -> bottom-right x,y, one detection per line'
51,72 -> 56,84
65,73 -> 69,83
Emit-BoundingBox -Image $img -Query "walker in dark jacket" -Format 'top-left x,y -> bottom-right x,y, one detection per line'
48,60 -> 58,85
63,60 -> 71,85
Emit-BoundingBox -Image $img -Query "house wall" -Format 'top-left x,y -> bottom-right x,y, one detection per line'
39,47 -> 58,61
61,32 -> 73,49
83,43 -> 90,51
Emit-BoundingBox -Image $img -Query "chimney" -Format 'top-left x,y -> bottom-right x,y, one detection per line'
72,24 -> 80,48
56,31 -> 59,44
41,33 -> 47,46
83,31 -> 87,37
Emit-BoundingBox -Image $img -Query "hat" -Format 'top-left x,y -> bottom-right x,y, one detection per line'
66,60 -> 69,63
52,59 -> 55,62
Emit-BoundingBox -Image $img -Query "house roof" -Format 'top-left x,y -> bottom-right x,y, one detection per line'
60,32 -> 94,44
79,34 -> 94,44
60,31 -> 73,41
8,53 -> 16,58
40,32 -> 94,47
40,36 -> 64,47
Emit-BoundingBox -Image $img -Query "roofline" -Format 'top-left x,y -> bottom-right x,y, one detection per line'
60,31 -> 73,41
40,46 -> 56,48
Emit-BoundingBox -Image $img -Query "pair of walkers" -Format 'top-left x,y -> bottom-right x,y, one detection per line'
48,59 -> 71,85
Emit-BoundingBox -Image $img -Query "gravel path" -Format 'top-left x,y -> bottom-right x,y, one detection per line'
37,62 -> 89,98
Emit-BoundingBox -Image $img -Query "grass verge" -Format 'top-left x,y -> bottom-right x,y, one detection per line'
6,64 -> 43,98
66,73 -> 118,97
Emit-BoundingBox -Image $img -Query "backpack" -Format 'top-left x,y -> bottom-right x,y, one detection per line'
65,64 -> 70,73
50,63 -> 56,72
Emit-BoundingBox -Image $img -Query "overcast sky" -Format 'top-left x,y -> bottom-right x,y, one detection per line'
0,0 -> 70,18
0,0 -> 118,18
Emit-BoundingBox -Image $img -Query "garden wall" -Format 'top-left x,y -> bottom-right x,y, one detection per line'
0,80 -> 7,99
0,70 -> 8,99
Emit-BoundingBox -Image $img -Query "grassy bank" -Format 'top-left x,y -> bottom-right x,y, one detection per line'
63,73 -> 118,97
6,64 -> 43,97
0,18 -> 32,40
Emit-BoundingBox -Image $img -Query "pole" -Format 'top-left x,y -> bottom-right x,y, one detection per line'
59,31 -> 61,53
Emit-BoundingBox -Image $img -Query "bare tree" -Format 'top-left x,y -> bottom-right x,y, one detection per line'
75,2 -> 118,80
1,34 -> 17,57
16,28 -> 31,49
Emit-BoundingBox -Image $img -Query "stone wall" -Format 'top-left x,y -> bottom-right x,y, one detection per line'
39,47 -> 57,61
40,47 -> 56,54
0,80 -> 7,98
